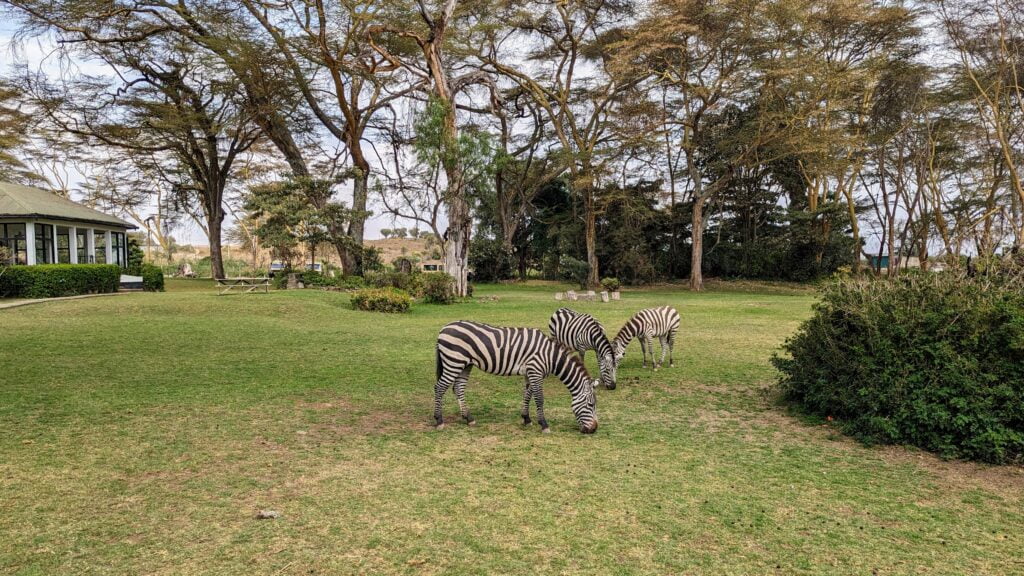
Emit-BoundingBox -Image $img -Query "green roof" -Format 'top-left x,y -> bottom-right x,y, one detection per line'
0,181 -> 135,229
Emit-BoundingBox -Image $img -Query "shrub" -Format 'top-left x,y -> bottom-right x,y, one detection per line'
126,239 -> 145,275
301,270 -> 336,287
272,270 -> 293,290
0,264 -> 121,298
600,277 -> 621,292
350,287 -> 412,313
338,276 -> 366,290
141,263 -> 165,292
364,270 -> 423,294
420,272 -> 455,304
560,256 -> 590,289
773,271 -> 1024,464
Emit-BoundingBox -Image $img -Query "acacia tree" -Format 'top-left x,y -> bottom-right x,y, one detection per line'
477,0 -> 632,287
239,0 -> 417,273
368,0 -> 499,296
616,0 -> 764,290
19,38 -> 260,278
938,0 -> 1024,247
0,79 -> 38,183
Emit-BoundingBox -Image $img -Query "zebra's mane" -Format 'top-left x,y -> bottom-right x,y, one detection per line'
553,340 -> 588,374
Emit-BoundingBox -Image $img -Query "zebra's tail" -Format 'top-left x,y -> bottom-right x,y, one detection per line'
435,343 -> 442,382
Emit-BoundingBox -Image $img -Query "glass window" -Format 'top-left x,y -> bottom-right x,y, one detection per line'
34,224 -> 54,264
57,226 -> 71,264
94,231 -> 106,264
111,232 -> 125,267
76,230 -> 88,263
1,223 -> 28,265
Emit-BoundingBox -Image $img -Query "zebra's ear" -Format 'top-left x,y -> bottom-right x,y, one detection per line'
591,379 -> 600,392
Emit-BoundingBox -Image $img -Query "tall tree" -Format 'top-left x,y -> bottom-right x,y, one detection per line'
616,0 -> 764,290
20,39 -> 261,278
369,0 -> 497,296
478,0 -> 633,287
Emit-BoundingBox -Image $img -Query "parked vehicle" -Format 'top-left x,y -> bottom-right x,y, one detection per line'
268,261 -> 287,277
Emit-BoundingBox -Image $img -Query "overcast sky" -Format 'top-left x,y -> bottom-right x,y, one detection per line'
0,22 -> 421,244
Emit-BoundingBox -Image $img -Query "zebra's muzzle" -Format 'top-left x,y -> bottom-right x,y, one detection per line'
581,421 -> 598,434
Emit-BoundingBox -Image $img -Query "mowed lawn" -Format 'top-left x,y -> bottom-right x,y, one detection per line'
1,281 -> 1022,575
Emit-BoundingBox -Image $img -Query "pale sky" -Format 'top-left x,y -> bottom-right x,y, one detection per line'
0,23 -> 421,244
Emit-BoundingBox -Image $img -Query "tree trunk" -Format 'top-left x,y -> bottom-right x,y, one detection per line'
445,193 -> 472,296
345,142 -> 371,276
208,212 -> 226,280
690,195 -> 705,291
584,187 -> 599,288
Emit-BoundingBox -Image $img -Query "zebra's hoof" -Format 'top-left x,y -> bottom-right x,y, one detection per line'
467,420 -> 476,427
522,416 -> 531,425
435,423 -> 445,430
541,427 -> 551,434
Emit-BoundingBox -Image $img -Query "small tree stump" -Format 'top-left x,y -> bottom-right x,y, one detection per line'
555,292 -> 564,301
611,291 -> 621,300
600,291 -> 609,302
286,273 -> 299,290
567,290 -> 577,301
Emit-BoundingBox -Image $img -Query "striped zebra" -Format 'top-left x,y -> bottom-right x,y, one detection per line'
435,320 -> 599,434
612,306 -> 681,370
548,308 -> 617,390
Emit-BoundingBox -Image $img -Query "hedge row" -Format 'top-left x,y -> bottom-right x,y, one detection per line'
773,270 -> 1024,464
350,287 -> 412,313
0,264 -> 121,298
141,264 -> 165,292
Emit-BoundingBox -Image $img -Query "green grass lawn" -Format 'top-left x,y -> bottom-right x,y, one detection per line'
1,280 -> 1022,575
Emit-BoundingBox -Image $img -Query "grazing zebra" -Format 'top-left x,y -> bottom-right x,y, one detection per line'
435,320 -> 599,434
548,308 -> 617,390
612,306 -> 681,370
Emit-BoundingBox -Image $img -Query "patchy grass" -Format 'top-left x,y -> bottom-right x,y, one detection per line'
0,282 -> 1021,575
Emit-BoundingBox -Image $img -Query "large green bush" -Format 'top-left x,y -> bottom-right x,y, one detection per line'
350,287 -> 412,313
141,263 -> 165,292
0,264 -> 121,298
773,270 -> 1024,464
420,272 -> 455,304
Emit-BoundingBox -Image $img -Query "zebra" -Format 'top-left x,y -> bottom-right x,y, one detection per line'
435,320 -> 599,434
612,306 -> 681,370
548,308 -> 617,390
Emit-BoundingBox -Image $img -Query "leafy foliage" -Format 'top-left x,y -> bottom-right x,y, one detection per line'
559,256 -> 590,289
349,287 -> 411,313
0,264 -> 121,298
600,277 -> 621,292
774,270 -> 1024,464
140,263 -> 165,292
420,272 -> 456,304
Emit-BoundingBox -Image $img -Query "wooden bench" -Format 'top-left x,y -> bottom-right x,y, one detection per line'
215,277 -> 270,295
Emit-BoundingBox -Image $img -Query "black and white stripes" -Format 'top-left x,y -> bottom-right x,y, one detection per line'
548,308 -> 617,390
435,320 -> 599,433
613,306 -> 681,370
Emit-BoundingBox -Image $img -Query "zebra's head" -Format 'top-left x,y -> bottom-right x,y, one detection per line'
565,355 -> 599,434
598,352 -> 617,390
612,339 -> 627,369
578,382 -> 598,434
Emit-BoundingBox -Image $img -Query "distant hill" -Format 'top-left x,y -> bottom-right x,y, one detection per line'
175,237 -> 441,269
366,237 -> 440,264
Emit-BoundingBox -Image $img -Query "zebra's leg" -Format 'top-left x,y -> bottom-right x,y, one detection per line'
646,335 -> 657,370
521,376 -> 533,425
658,335 -> 668,368
639,338 -> 648,368
453,367 -> 474,426
668,331 -> 677,367
434,368 -> 458,429
531,377 -> 550,433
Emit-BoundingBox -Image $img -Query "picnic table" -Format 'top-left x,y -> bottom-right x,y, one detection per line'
215,277 -> 270,295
